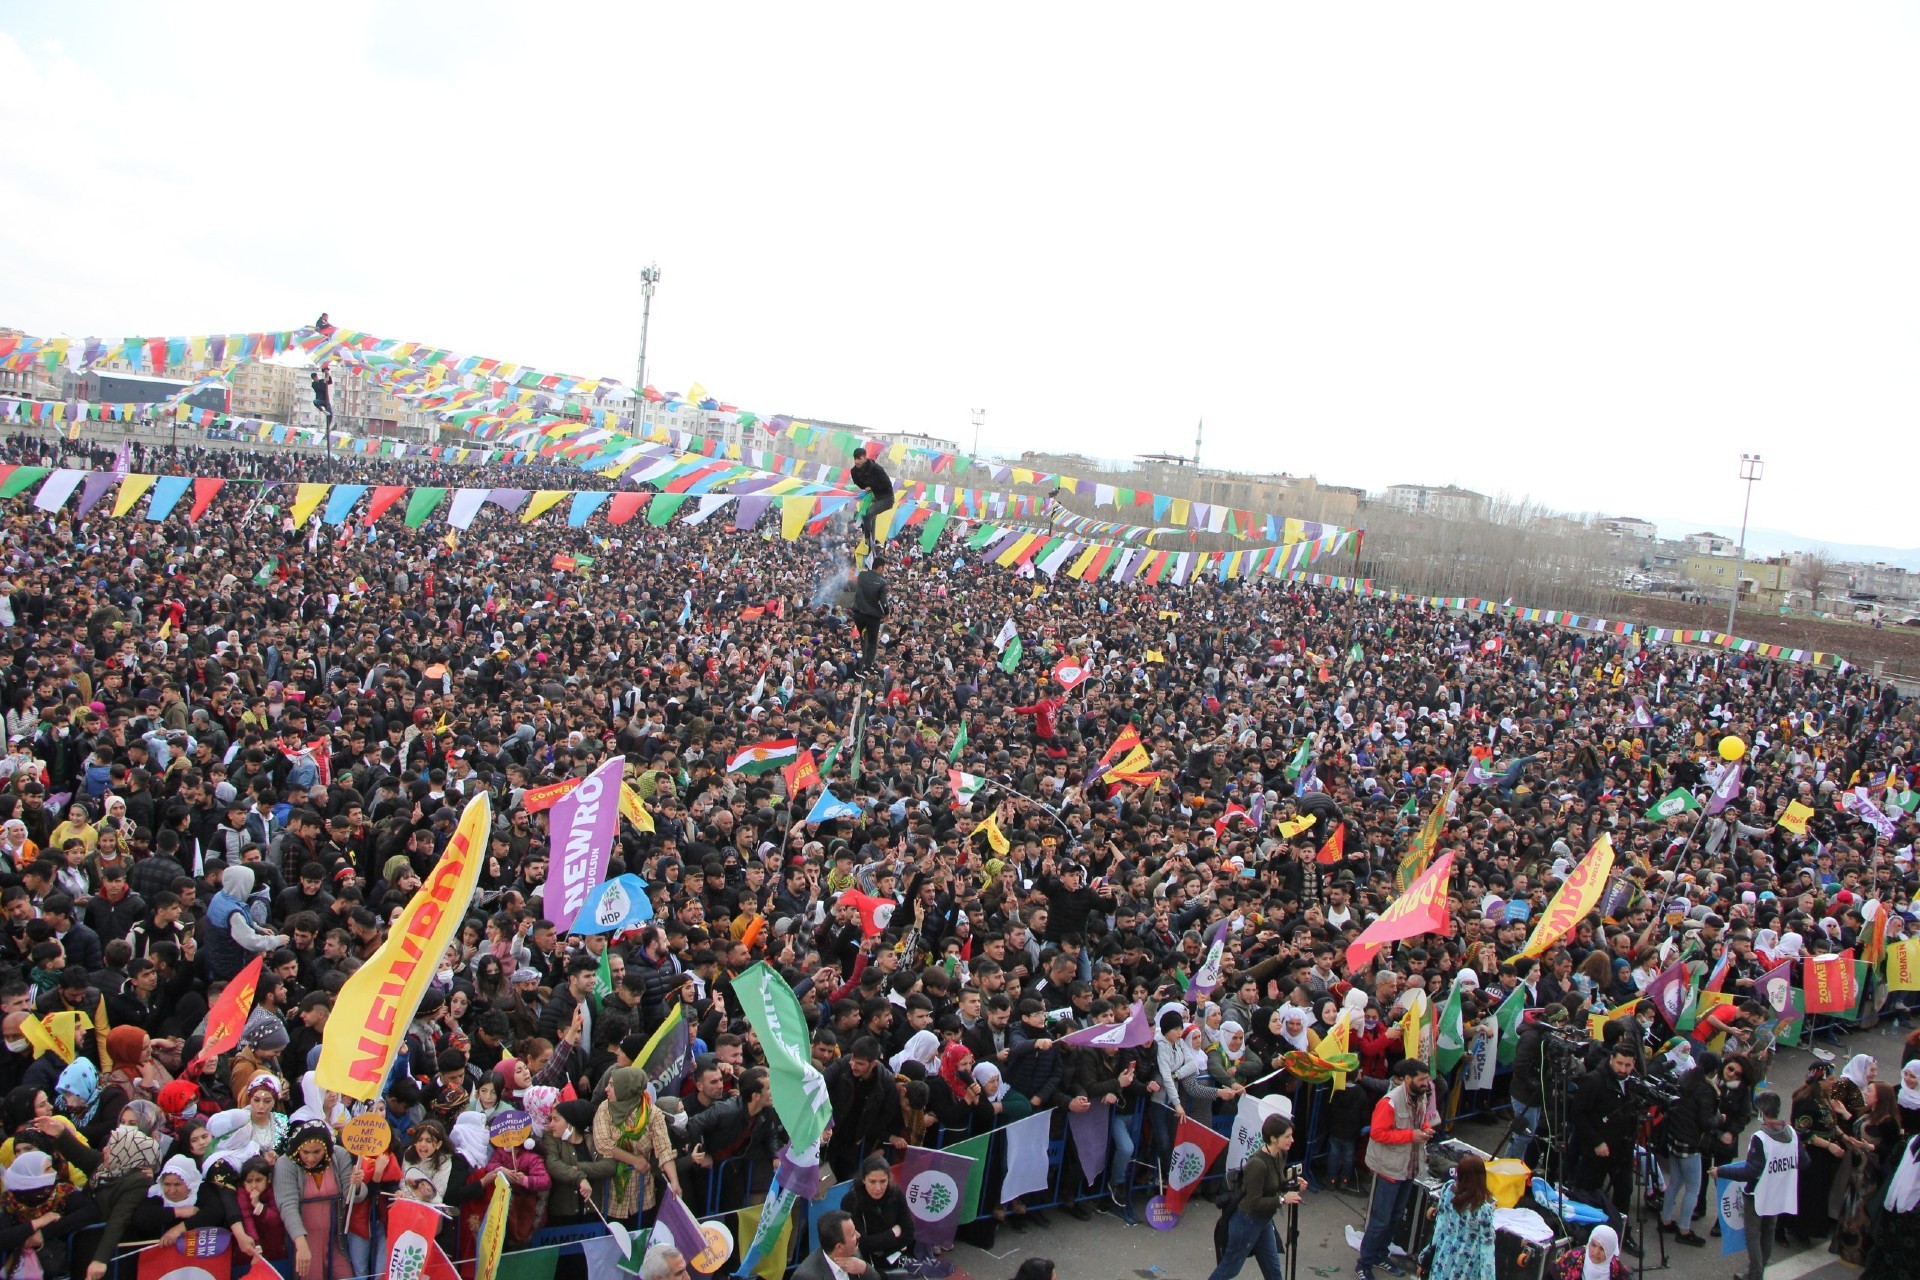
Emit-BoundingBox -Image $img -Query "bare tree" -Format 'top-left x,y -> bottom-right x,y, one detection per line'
1797,547 -> 1838,612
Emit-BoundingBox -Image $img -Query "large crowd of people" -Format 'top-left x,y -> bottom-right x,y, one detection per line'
0,425 -> 1912,1280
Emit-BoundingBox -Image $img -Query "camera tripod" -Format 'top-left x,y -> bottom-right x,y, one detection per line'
1629,1115 -> 1671,1278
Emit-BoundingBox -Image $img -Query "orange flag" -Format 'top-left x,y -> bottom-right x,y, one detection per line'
192,954 -> 264,1071
783,750 -> 821,797
1316,823 -> 1346,865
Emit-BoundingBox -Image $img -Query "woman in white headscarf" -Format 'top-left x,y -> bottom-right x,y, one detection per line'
1898,1060 -> 1920,1134
971,1061 -> 1008,1106
889,1030 -> 940,1076
1552,1223 -> 1627,1280
131,1153 -> 225,1246
1773,931 -> 1807,961
0,1150 -> 93,1276
1862,1136 -> 1920,1280
1206,1020 -> 1265,1095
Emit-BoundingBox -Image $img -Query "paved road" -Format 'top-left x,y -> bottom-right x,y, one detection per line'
937,1020 -> 1913,1280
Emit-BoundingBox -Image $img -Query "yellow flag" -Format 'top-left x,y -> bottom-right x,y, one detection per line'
1888,938 -> 1920,992
619,783 -> 655,833
1520,835 -> 1615,958
521,490 -> 569,523
780,496 -> 815,541
318,792 -> 491,1099
476,1168 -> 511,1280
1145,649 -> 1166,664
157,617 -> 171,639
112,475 -> 157,519
1590,998 -> 1638,1042
290,483 -> 331,527
1322,1011 -> 1353,1090
1777,800 -> 1814,835
975,812 -> 1010,856
1399,992 -> 1425,1060
1276,814 -> 1318,839
735,1197 -> 794,1280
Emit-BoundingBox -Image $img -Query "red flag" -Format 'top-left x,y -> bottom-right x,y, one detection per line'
139,1238 -> 231,1280
1345,852 -> 1456,972
1212,803 -> 1248,841
782,751 -> 821,797
839,889 -> 897,938
190,954 -> 264,1071
1052,656 -> 1093,691
1161,1113 -> 1230,1217
387,1197 -> 462,1280
1316,823 -> 1345,866
1803,949 -> 1858,1015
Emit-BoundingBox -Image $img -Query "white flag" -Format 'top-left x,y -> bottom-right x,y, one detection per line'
994,618 -> 1018,652
1001,1109 -> 1052,1201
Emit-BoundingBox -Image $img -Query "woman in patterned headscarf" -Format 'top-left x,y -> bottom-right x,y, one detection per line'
271,1121 -> 363,1280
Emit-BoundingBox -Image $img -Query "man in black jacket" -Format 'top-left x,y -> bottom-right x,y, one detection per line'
848,564 -> 887,673
1571,1040 -> 1641,1249
822,1036 -> 902,1180
848,448 -> 893,564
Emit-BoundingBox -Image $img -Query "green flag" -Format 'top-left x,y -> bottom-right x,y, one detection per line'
253,556 -> 278,585
1494,982 -> 1526,1067
593,943 -> 613,1004
999,634 -> 1023,674
1894,790 -> 1920,814
1774,989 -> 1806,1047
819,743 -> 841,777
1285,737 -> 1312,782
732,962 -> 829,1152
403,487 -> 446,527
949,1131 -> 993,1223
1434,978 -> 1468,1075
1348,642 -> 1364,665
1643,787 -> 1701,822
947,716 -> 969,764
1399,795 -> 1418,818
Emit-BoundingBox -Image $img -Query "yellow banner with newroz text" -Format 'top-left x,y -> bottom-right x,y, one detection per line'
1521,834 -> 1614,958
1887,938 -> 1920,992
317,792 -> 491,1099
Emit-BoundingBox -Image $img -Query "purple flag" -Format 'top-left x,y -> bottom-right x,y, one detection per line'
1060,1000 -> 1153,1050
646,1183 -> 707,1265
1248,790 -> 1266,831
775,1141 -> 822,1200
75,472 -> 115,519
899,1146 -> 976,1250
1755,959 -> 1796,1020
1066,1099 -> 1111,1189
544,756 -> 623,933
1644,958 -> 1691,1029
1704,763 -> 1744,816
111,441 -> 130,481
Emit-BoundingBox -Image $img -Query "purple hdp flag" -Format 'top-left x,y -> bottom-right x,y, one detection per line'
1705,763 -> 1744,816
111,440 -> 131,481
899,1146 -> 976,1251
1248,790 -> 1266,830
1066,1099 -> 1111,1190
1645,958 -> 1691,1029
646,1183 -> 707,1266
1060,1000 -> 1154,1050
775,1142 -> 822,1200
544,755 -> 623,933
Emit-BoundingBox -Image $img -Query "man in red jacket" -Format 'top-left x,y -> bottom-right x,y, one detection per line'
1357,1059 -> 1436,1280
1011,691 -> 1067,758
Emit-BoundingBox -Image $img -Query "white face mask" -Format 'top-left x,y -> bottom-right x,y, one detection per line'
3,1038 -> 26,1054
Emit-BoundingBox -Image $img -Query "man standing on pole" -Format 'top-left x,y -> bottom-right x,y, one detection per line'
1207,1113 -> 1304,1280
1357,1059 -> 1436,1280
849,446 -> 894,567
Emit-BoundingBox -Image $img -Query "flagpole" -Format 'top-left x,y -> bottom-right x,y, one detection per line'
978,776 -> 1078,853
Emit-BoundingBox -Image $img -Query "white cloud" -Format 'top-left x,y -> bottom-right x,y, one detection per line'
1,3 -> 1915,543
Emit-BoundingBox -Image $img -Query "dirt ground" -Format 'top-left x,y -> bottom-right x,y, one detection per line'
1612,594 -> 1920,677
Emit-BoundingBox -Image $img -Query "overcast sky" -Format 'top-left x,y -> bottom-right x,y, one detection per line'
3,4 -> 1915,545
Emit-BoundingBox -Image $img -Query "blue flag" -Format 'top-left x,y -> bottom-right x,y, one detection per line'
806,791 -> 863,823
571,873 -> 654,934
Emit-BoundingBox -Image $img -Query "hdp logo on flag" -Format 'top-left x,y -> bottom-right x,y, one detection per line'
806,790 -> 862,824
573,874 -> 654,935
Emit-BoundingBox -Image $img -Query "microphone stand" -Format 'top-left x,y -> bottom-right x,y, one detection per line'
1285,1163 -> 1304,1280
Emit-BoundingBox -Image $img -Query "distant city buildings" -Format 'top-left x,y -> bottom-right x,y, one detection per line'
1375,483 -> 1490,521
1600,516 -> 1658,541
1684,531 -> 1737,557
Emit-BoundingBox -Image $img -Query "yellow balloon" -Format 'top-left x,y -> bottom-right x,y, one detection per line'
1719,735 -> 1746,761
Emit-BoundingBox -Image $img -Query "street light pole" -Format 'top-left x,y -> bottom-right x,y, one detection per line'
1727,452 -> 1764,634
970,407 -> 984,456
636,263 -> 661,429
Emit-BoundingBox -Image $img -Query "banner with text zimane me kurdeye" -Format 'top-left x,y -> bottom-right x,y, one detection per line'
317,792 -> 491,1099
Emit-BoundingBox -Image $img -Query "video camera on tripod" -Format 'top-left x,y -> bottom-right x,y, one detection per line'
1623,1072 -> 1681,1109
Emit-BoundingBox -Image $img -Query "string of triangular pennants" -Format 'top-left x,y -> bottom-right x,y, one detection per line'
0,459 -> 1354,588
1282,570 -> 1850,669
0,322 -> 1360,546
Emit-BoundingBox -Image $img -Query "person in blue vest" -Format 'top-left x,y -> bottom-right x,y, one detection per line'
203,865 -> 288,981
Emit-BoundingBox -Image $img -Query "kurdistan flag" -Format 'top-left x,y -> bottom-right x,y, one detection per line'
949,769 -> 988,807
1643,787 -> 1701,821
728,738 -> 798,775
